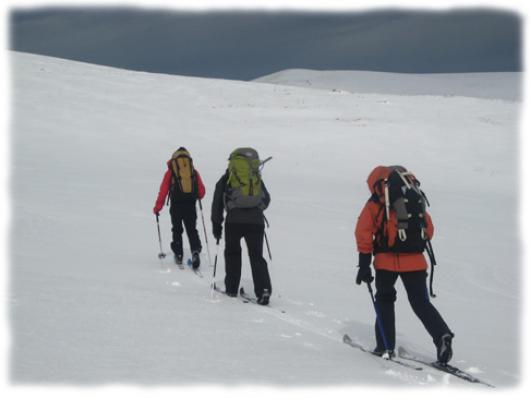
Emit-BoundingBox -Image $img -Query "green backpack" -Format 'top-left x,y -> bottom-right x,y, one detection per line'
226,148 -> 265,209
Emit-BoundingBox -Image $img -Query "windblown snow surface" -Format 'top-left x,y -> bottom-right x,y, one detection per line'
9,52 -> 520,389
256,69 -> 521,101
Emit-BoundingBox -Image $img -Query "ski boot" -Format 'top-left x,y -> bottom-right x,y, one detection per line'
257,289 -> 271,306
372,347 -> 395,359
191,251 -> 200,270
435,332 -> 454,365
174,254 -> 183,265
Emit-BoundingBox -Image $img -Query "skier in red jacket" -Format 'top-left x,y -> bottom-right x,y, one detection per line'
153,147 -> 205,268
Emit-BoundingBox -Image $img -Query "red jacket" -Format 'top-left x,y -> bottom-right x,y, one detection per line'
153,166 -> 205,214
355,166 -> 434,272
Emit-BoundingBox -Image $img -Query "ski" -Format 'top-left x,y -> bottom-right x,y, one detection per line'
213,286 -> 285,312
186,258 -> 203,278
397,346 -> 495,387
239,287 -> 259,304
213,285 -> 250,303
239,287 -> 286,313
343,334 -> 423,371
239,287 -> 285,314
174,256 -> 185,270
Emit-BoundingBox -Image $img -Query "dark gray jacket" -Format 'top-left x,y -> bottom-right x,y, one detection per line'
211,171 -> 270,226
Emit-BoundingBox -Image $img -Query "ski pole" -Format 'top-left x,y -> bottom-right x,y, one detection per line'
198,199 -> 212,267
426,240 -> 437,298
264,230 -> 272,261
155,213 -> 166,259
211,239 -> 220,292
263,216 -> 272,261
367,282 -> 391,355
261,217 -> 277,299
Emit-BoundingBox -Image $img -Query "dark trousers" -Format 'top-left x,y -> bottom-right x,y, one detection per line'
374,270 -> 452,351
169,202 -> 202,256
224,223 -> 271,297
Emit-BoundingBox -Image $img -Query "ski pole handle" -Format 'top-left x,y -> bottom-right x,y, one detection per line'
259,156 -> 273,169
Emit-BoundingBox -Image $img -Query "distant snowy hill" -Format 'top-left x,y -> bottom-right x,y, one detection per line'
255,69 -> 521,101
10,51 -> 519,387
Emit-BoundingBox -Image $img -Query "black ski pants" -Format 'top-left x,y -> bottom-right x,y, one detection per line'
374,269 -> 452,351
224,223 -> 271,298
169,202 -> 202,257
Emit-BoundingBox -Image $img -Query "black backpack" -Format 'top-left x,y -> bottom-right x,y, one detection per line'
374,165 -> 430,254
373,165 -> 438,297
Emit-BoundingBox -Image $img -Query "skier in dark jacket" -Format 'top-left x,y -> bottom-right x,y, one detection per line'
153,147 -> 206,268
211,148 -> 272,304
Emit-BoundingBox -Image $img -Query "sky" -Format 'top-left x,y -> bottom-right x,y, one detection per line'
9,7 -> 521,80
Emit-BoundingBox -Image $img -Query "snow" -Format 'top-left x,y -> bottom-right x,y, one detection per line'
9,51 -> 520,388
255,69 -> 521,101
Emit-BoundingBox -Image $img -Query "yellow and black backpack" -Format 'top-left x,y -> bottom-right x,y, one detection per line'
168,147 -> 198,202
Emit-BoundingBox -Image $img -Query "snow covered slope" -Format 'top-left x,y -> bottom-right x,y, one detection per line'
255,69 -> 521,101
10,51 -> 519,387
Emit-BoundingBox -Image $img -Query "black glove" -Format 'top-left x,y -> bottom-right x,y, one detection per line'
213,223 -> 223,241
356,252 -> 374,285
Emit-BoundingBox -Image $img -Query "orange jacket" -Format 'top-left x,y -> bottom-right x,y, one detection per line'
355,166 -> 434,272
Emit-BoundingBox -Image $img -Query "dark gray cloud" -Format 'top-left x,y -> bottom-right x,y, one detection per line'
10,7 -> 521,80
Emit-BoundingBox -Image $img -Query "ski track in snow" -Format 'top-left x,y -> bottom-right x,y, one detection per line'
158,253 -> 492,387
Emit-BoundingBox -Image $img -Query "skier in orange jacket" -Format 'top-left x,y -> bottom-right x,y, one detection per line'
354,165 -> 454,364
